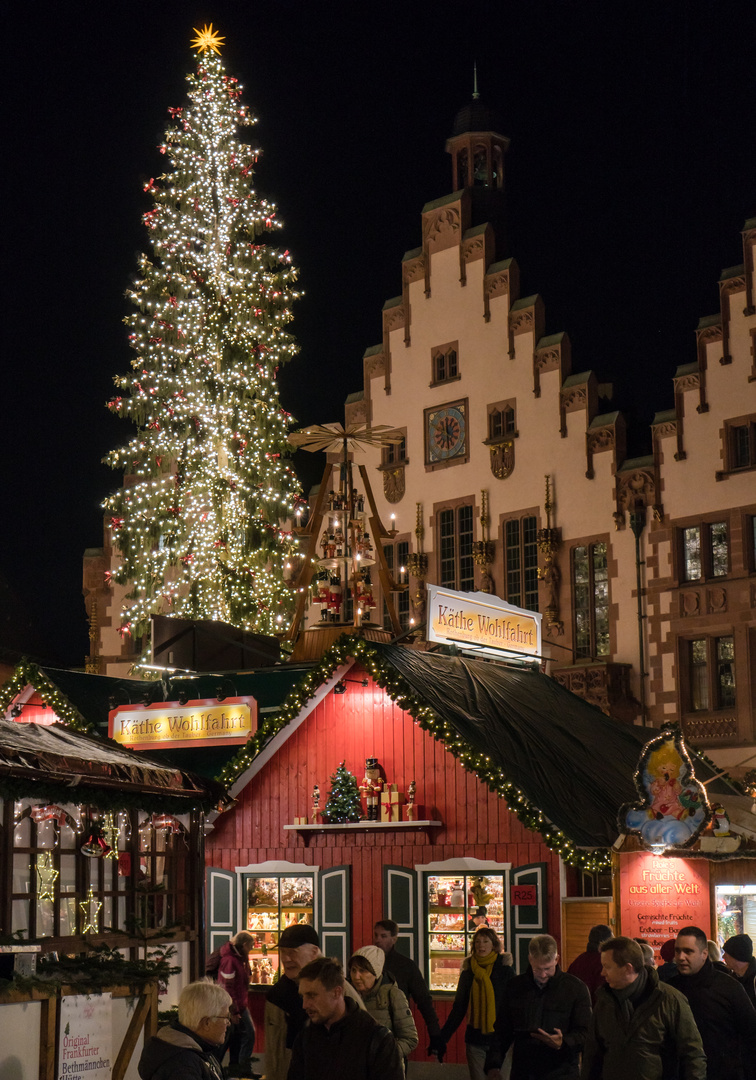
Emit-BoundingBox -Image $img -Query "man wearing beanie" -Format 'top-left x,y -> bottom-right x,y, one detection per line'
567,924 -> 613,1001
264,924 -> 364,1080
723,934 -> 756,1010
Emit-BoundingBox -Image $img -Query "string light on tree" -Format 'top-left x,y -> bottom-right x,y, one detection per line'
103,27 -> 302,652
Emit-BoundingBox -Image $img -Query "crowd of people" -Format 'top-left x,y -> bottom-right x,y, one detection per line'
137,920 -> 756,1080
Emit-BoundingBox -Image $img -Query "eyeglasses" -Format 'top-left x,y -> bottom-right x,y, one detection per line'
205,1015 -> 231,1023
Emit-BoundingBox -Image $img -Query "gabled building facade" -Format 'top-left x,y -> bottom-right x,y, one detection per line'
334,94 -> 755,772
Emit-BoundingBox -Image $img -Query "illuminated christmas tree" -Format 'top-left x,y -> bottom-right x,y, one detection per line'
104,26 -> 302,645
324,762 -> 364,823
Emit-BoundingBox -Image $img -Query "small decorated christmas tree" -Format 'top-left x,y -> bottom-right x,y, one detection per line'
324,762 -> 363,823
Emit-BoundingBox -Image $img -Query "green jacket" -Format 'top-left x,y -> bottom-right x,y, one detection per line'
581,965 -> 706,1080
360,975 -> 419,1059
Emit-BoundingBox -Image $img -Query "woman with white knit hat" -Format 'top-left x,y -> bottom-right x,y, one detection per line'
348,945 -> 419,1064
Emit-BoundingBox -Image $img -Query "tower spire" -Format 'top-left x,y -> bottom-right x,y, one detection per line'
473,62 -> 479,100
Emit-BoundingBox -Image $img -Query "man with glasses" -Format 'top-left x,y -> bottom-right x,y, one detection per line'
265,924 -> 364,1080
139,980 -> 231,1079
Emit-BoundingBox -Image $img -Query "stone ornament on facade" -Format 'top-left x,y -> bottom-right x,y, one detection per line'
537,476 -> 563,636
423,206 -> 461,252
707,587 -> 727,614
489,438 -> 515,479
402,255 -> 426,284
681,591 -> 701,617
407,503 -> 429,635
509,309 -> 533,334
383,466 -> 405,504
585,426 -> 615,480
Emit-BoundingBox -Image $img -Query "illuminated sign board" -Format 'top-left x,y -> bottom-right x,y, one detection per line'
620,852 -> 711,957
426,585 -> 541,659
109,696 -> 256,750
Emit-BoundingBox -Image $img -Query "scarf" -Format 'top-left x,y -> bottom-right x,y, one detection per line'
611,966 -> 648,1025
469,951 -> 498,1034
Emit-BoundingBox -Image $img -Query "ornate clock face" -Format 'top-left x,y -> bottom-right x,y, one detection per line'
427,404 -> 466,463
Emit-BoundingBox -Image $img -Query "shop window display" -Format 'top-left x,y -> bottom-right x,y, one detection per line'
716,884 -> 756,945
244,874 -> 314,984
426,873 -> 505,991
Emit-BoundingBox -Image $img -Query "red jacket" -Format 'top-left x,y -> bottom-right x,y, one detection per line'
567,949 -> 605,1002
218,941 -> 251,1015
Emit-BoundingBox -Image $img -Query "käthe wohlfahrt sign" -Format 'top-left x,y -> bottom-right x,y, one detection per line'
109,696 -> 256,750
426,585 -> 541,659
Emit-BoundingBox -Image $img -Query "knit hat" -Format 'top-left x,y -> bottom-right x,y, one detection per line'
723,934 -> 753,963
587,925 -> 613,950
659,939 -> 676,963
351,945 -> 385,978
278,923 -> 320,949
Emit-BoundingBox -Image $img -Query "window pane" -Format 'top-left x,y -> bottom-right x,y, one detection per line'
439,510 -> 456,587
505,519 -> 521,605
436,353 -> 445,382
593,543 -> 609,657
690,639 -> 708,711
716,636 -> 736,708
447,350 -> 457,378
523,517 -> 539,612
458,506 -> 474,591
683,526 -> 701,581
573,547 -> 591,659
710,521 -> 728,577
504,407 -> 515,435
491,411 -> 502,439
732,424 -> 751,468
397,541 -> 410,630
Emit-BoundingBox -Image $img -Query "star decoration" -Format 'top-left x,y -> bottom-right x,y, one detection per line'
36,852 -> 59,902
102,812 -> 120,860
79,887 -> 102,934
191,23 -> 225,54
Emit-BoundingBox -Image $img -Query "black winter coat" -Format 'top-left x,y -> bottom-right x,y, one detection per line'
670,959 -> 756,1080
287,996 -> 404,1080
439,952 -> 515,1050
488,966 -> 592,1079
138,1022 -> 225,1080
383,945 -> 441,1039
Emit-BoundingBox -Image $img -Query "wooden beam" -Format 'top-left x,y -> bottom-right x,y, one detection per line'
39,994 -> 57,1080
112,984 -> 157,1080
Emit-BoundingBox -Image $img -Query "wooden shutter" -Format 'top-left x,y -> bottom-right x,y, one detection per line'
383,865 -> 418,960
509,862 -> 548,973
319,865 -> 351,968
206,867 -> 236,953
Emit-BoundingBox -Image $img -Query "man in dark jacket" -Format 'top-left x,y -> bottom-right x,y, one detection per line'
486,933 -> 591,1079
373,919 -> 442,1051
139,980 -> 230,1080
723,933 -> 756,1009
670,926 -> 756,1080
580,936 -> 706,1080
266,924 -> 364,1080
287,956 -> 404,1080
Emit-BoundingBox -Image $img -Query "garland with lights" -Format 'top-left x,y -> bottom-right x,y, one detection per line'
0,660 -> 93,732
217,635 -> 612,872
0,940 -> 180,999
103,27 -> 302,650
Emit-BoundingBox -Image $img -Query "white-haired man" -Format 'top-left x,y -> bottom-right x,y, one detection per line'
139,980 -> 231,1080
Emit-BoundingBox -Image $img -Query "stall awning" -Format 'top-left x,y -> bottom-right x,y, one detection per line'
0,718 -> 230,811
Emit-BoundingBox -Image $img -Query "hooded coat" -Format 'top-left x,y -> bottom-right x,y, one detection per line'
138,1022 -> 225,1080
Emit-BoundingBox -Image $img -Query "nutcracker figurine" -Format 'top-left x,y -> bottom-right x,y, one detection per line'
311,784 -> 322,825
359,757 -> 384,821
406,779 -> 417,821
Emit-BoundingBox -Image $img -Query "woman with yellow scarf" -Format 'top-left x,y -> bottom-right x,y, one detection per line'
429,927 -> 514,1080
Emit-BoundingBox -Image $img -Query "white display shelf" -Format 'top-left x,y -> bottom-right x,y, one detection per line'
284,820 -> 442,831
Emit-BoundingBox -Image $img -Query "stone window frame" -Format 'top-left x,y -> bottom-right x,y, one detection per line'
430,340 -> 461,388
379,427 -> 408,470
679,633 -> 736,715
485,398 -> 518,445
716,413 -> 756,479
675,514 -> 731,585
432,495 -> 476,592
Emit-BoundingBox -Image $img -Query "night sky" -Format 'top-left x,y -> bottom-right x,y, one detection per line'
3,0 -> 754,667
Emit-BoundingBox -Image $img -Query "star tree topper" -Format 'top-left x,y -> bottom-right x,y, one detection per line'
79,886 -> 102,934
190,23 -> 225,54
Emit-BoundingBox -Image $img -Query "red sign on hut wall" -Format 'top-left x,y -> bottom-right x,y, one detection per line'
619,851 -> 711,957
510,884 -> 537,906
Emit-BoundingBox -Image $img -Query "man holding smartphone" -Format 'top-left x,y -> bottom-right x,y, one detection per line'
485,934 -> 591,1079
